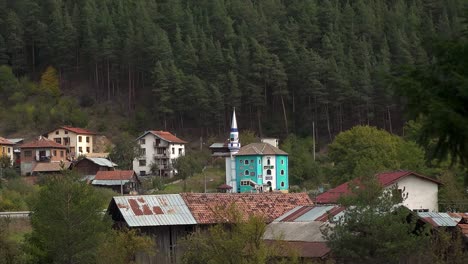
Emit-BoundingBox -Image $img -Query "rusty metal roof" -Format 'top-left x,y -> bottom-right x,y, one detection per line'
112,194 -> 196,227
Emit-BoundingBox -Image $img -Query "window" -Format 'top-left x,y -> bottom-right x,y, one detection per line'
64,130 -> 68,134
413,209 -> 429,213
267,159 -> 271,165
86,137 -> 90,143
7,148 -> 10,153
280,169 -> 284,175
155,139 -> 161,145
240,160 -> 244,164
250,159 -> 254,163
55,131 -> 59,135
258,159 -> 261,164
157,148 -> 164,154
54,138 -> 61,144
86,147 -> 90,153
2,147 -> 5,153
79,147 -> 83,153
250,172 -> 255,176
245,160 -> 249,165
140,139 -> 145,145
60,151 -> 64,157
267,169 -> 271,175
53,150 -> 57,156
140,171 -> 146,176
281,160 -> 284,165
24,150 -> 32,157
244,170 -> 249,175
281,181 -> 285,187
172,148 -> 175,154
139,160 -> 146,166
78,136 -> 82,142
64,137 -> 70,145
141,148 -> 146,155
179,148 -> 183,155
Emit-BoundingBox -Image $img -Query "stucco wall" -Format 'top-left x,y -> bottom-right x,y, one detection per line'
385,175 -> 439,212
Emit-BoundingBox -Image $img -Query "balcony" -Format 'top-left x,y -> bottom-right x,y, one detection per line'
154,152 -> 168,158
36,156 -> 51,162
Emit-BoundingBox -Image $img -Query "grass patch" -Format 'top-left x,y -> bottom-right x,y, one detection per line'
153,167 -> 225,194
4,218 -> 32,243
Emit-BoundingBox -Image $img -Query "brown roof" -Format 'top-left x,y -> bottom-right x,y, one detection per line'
33,162 -> 71,172
0,137 -> 14,145
180,193 -> 313,224
61,126 -> 96,135
149,130 -> 187,144
20,136 -> 67,149
235,143 -> 288,156
95,170 -> 136,180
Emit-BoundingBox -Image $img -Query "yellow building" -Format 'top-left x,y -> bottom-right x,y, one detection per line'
0,137 -> 15,164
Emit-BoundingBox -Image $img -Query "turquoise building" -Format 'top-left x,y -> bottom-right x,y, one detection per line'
234,143 -> 289,193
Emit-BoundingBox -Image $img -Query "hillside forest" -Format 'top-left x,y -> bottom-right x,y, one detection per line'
0,0 -> 465,142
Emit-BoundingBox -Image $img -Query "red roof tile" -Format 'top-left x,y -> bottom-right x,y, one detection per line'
61,126 -> 96,135
95,170 -> 136,180
316,171 -> 442,204
20,137 -> 67,149
0,137 -> 14,145
180,193 -> 313,224
150,131 -> 187,144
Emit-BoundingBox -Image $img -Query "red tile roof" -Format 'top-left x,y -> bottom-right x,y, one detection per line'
150,130 -> 187,144
0,137 -> 14,145
315,171 -> 442,204
20,137 -> 67,149
95,170 -> 136,180
264,240 -> 330,259
180,193 -> 313,224
61,126 -> 96,135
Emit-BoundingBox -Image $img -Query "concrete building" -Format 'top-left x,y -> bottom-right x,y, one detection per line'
316,171 -> 442,212
133,131 -> 187,177
45,126 -> 97,159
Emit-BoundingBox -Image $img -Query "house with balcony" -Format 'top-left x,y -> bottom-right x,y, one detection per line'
44,126 -> 97,159
132,130 -> 187,177
0,137 -> 15,165
19,136 -> 71,176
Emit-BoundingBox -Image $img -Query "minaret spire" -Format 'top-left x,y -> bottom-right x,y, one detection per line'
228,107 -> 240,151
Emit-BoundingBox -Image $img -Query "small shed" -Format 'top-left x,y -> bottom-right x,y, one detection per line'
92,170 -> 140,194
73,157 -> 117,176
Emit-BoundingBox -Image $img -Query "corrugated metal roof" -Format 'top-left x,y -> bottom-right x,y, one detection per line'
86,157 -> 117,167
92,179 -> 130,186
112,194 -> 196,227
295,206 -> 337,222
418,212 -> 462,227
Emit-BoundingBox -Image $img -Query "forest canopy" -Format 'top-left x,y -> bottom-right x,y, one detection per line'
0,0 -> 465,140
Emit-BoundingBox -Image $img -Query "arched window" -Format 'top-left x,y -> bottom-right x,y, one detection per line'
280,170 -> 284,175
245,170 -> 249,175
245,160 -> 249,165
281,181 -> 285,187
267,159 -> 271,165
267,169 -> 271,175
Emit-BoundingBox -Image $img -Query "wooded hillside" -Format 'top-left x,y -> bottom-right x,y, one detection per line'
0,0 -> 465,141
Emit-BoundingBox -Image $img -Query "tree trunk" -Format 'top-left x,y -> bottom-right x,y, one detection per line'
257,107 -> 263,138
387,106 -> 393,134
281,95 -> 289,136
107,59 -> 110,101
326,103 -> 332,142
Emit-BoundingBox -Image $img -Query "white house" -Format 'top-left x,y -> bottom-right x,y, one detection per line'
316,171 -> 442,212
132,130 -> 187,177
44,126 -> 97,159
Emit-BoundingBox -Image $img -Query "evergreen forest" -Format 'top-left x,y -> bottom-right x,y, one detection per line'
0,0 -> 465,142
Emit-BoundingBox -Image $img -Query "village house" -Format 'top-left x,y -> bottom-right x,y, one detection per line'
263,205 -> 345,262
132,130 -> 187,177
73,157 -> 116,178
44,126 -> 97,159
7,138 -> 24,168
315,171 -> 442,212
92,170 -> 140,194
0,137 -> 15,164
19,136 -> 71,176
107,192 -> 313,264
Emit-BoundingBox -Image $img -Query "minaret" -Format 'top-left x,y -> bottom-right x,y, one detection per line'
226,108 -> 240,192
